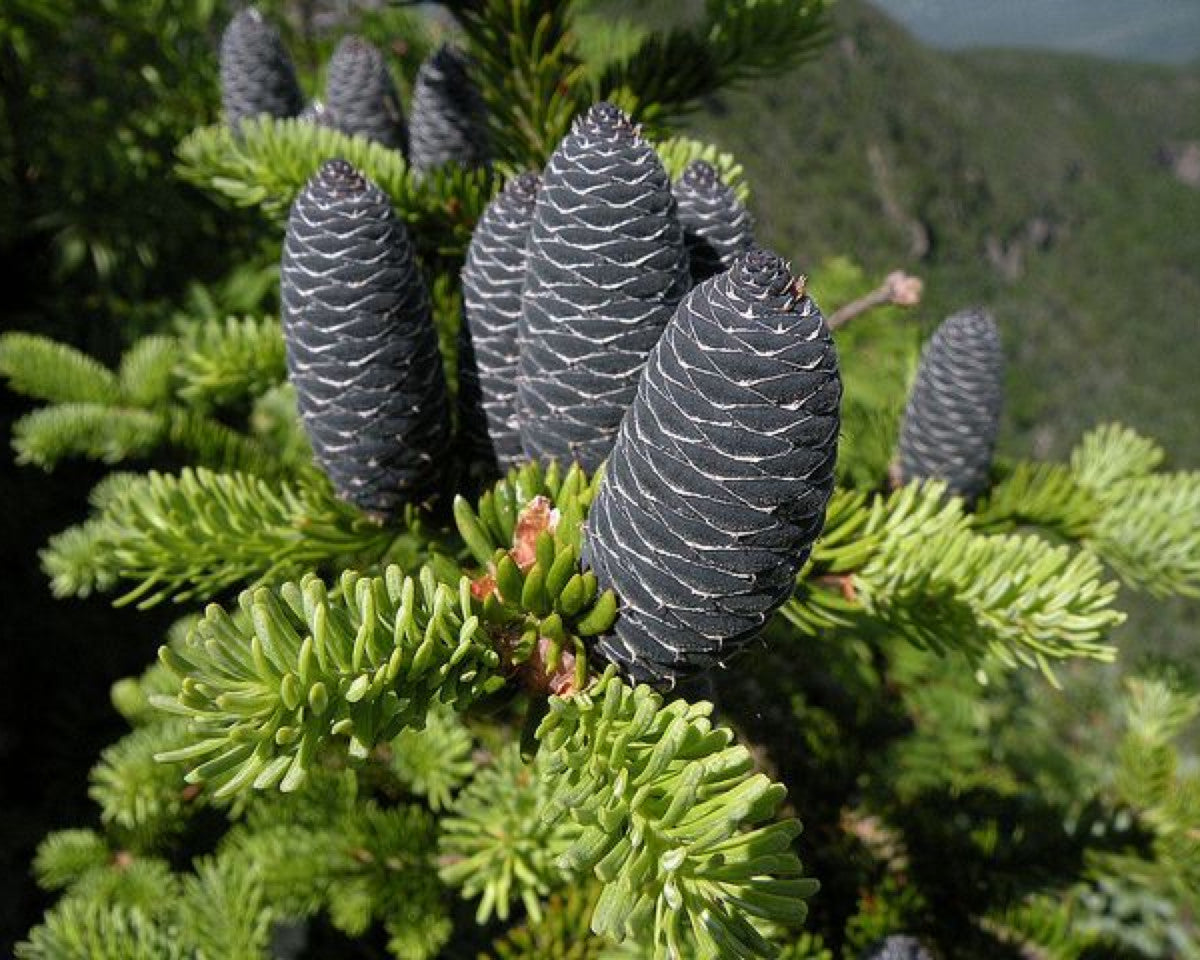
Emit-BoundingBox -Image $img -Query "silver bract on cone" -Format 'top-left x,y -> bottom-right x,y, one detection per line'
583,249 -> 842,686
517,102 -> 690,472
460,172 -> 542,472
409,45 -> 490,175
219,7 -> 303,126
280,159 -> 449,518
323,36 -> 408,153
897,307 -> 1003,501
673,159 -> 754,284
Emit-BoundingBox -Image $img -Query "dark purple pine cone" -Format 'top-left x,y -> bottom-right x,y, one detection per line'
860,935 -> 934,960
897,307 -> 1003,501
582,249 -> 842,686
460,172 -> 542,472
672,159 -> 754,284
517,102 -> 690,472
281,159 -> 449,518
408,45 -> 490,175
323,36 -> 407,153
219,8 -> 303,126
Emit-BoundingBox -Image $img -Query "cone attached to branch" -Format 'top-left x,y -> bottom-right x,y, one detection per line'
582,249 -> 842,686
219,8 -> 304,126
281,159 -> 449,518
897,307 -> 1003,501
323,36 -> 408,153
517,102 -> 690,472
409,44 -> 491,175
460,172 -> 542,472
673,159 -> 754,284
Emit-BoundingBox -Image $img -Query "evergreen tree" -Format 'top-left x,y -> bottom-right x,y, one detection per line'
4,3 -> 1199,959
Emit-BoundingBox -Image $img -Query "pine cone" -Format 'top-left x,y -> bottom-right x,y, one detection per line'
859,935 -> 934,960
673,159 -> 754,284
281,159 -> 449,518
408,45 -> 490,175
582,249 -> 841,686
323,36 -> 408,153
219,8 -> 303,126
897,307 -> 1003,501
298,99 -> 327,124
517,102 -> 690,472
460,172 -> 542,472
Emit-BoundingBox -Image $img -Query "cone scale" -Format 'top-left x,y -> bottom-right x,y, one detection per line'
409,45 -> 490,175
219,8 -> 304,126
280,159 -> 449,519
517,102 -> 690,472
897,307 -> 1003,501
460,173 -> 542,472
583,249 -> 841,686
673,159 -> 754,284
323,36 -> 408,153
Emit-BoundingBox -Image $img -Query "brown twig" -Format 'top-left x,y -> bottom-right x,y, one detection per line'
828,270 -> 924,330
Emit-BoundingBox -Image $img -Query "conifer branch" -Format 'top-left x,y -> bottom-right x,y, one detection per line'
45,467 -> 398,607
534,669 -> 817,960
175,315 -> 286,409
788,482 -> 1122,677
0,332 -> 120,404
596,0 -> 829,125
176,118 -> 495,257
153,564 -> 504,798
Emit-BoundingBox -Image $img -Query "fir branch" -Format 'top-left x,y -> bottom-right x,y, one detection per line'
1070,422 -> 1164,490
117,336 -> 178,408
175,315 -> 286,409
1085,471 -> 1200,597
32,830 -> 111,893
856,525 -> 1121,678
14,403 -> 163,468
596,0 -> 829,126
0,331 -> 120,404
175,118 -> 494,258
788,482 -> 1122,677
454,0 -> 586,169
972,461 -> 1098,539
178,857 -> 273,960
49,467 -> 395,607
16,902 -> 187,960
153,565 -> 504,798
386,702 -> 476,811
88,721 -> 199,848
535,668 -> 817,960
440,745 -> 579,923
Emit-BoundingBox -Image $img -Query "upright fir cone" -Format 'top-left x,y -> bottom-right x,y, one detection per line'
219,8 -> 304,126
408,45 -> 490,175
323,36 -> 407,153
860,936 -> 934,960
896,307 -> 1003,501
281,159 -> 449,518
459,172 -> 542,472
517,102 -> 690,472
582,249 -> 842,686
672,159 -> 754,284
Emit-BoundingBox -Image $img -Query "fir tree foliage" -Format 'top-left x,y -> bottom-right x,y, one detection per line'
10,2 -> 1200,959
